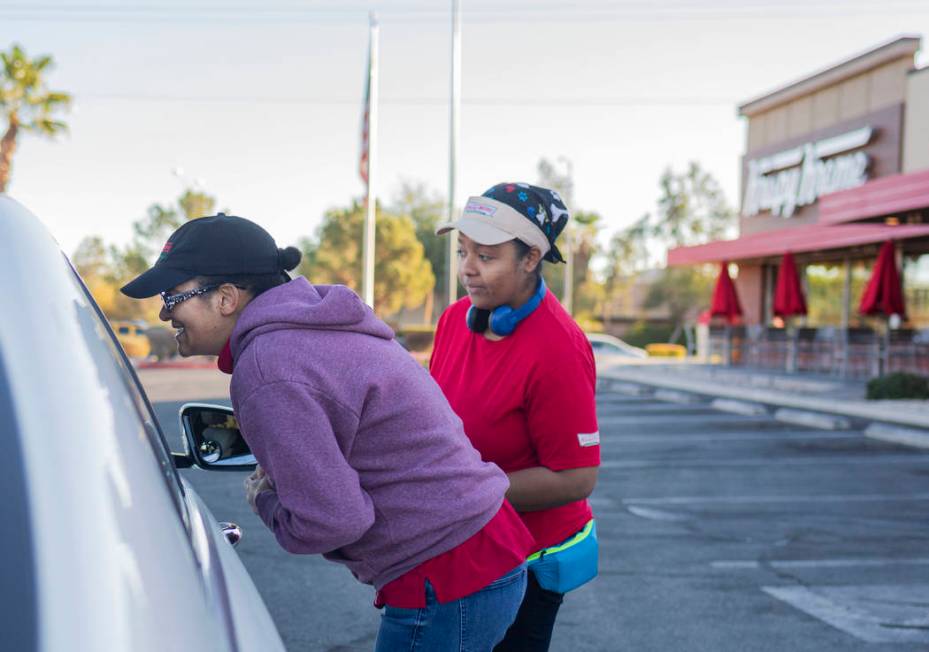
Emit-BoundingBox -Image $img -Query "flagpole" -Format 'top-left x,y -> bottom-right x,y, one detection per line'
446,0 -> 461,307
362,13 -> 379,308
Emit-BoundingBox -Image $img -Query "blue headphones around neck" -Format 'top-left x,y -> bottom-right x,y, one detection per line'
466,277 -> 547,336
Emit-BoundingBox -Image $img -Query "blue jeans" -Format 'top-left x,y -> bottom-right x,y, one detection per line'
375,563 -> 528,652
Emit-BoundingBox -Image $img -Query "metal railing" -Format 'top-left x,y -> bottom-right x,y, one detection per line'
708,326 -> 929,378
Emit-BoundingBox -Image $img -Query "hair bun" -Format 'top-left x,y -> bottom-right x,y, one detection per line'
278,246 -> 302,271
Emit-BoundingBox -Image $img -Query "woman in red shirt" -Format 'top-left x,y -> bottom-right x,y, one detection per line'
430,183 -> 600,651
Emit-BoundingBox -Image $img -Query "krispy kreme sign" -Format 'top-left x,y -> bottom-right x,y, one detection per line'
742,126 -> 872,218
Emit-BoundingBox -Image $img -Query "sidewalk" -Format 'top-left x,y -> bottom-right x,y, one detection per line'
598,360 -> 929,445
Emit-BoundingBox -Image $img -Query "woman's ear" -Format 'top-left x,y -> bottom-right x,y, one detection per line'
521,246 -> 543,275
217,284 -> 246,317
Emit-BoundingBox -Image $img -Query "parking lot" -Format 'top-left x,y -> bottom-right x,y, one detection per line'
145,368 -> 929,651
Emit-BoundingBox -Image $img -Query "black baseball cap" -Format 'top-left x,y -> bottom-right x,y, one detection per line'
120,213 -> 287,298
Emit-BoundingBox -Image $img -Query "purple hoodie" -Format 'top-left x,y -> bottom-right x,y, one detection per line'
229,278 -> 509,589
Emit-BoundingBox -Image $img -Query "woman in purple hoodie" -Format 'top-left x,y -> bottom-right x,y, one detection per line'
120,213 -> 536,651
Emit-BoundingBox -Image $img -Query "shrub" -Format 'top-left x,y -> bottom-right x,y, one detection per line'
395,325 -> 436,352
866,372 -> 929,400
575,314 -> 604,333
621,320 -> 676,349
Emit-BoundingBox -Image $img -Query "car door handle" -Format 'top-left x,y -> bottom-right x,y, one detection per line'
219,522 -> 242,547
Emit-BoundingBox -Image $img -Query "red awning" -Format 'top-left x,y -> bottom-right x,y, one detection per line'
710,262 -> 743,324
819,168 -> 929,226
667,222 -> 929,266
859,240 -> 906,317
773,251 -> 807,317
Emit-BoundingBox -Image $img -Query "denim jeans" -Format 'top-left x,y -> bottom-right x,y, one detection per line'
374,563 -> 527,652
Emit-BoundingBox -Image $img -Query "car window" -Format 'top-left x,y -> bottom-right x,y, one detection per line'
118,326 -> 130,335
65,258 -> 189,526
589,340 -> 604,351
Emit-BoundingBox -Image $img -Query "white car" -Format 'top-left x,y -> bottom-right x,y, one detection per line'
586,333 -> 648,361
0,196 -> 285,652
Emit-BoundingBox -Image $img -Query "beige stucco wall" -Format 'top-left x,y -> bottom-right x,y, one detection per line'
903,67 -> 929,173
746,57 -> 912,153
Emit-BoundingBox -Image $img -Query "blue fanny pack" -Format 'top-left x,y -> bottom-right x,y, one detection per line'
527,519 -> 598,594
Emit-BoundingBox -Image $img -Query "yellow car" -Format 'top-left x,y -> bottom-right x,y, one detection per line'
111,320 -> 151,359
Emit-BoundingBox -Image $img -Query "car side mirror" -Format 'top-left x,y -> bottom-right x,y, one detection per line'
179,403 -> 257,472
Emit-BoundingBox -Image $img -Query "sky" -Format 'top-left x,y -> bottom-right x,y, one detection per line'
3,0 -> 929,261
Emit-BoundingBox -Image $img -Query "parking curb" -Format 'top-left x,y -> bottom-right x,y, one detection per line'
864,423 -> 929,450
600,365 -> 929,435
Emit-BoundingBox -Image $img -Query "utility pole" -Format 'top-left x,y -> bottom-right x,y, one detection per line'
446,0 -> 462,307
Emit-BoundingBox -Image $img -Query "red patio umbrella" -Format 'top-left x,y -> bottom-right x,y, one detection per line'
710,261 -> 743,324
773,251 -> 807,317
859,240 -> 906,317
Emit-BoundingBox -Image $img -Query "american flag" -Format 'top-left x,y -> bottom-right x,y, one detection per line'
359,37 -> 372,187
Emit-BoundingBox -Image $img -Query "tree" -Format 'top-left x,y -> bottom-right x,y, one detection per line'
391,181 -> 447,321
602,214 -> 651,324
129,188 -> 216,262
72,236 -> 109,281
536,156 -> 607,324
73,187 -> 219,322
72,234 -> 155,320
605,214 -> 651,283
537,158 -> 574,207
643,265 -> 716,327
569,210 -> 604,317
651,161 -> 735,249
392,181 -> 445,279
643,162 -> 737,335
300,199 -> 435,319
0,44 -> 71,193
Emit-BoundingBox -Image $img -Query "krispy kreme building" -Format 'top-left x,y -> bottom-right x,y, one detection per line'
669,36 -> 929,376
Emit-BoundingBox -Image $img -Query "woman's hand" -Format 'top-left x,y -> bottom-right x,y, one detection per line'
244,465 -> 275,514
505,466 -> 598,512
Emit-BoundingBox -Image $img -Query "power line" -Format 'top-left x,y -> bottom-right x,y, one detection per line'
74,93 -> 735,107
7,0 -> 929,12
2,2 -> 928,24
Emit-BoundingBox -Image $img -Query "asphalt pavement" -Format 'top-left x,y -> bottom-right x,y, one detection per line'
146,368 -> 929,651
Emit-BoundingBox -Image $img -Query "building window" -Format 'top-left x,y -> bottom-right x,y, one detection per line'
803,260 -> 875,328
904,253 -> 929,329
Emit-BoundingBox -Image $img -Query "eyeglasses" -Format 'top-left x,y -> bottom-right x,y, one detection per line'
160,284 -> 222,312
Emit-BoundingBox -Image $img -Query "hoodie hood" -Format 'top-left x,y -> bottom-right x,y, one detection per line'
231,277 -> 394,360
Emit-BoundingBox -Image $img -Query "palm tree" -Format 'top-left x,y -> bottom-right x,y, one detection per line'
0,44 -> 71,193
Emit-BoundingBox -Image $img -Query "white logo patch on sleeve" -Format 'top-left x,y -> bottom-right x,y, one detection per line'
577,431 -> 600,447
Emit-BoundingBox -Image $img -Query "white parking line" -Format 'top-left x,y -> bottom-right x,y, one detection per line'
865,423 -> 929,450
599,431 -> 859,444
597,404 -> 718,415
762,584 -> 929,644
597,414 -> 766,425
623,493 -> 929,505
713,558 -> 929,570
625,505 -> 690,522
600,454 -> 929,469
